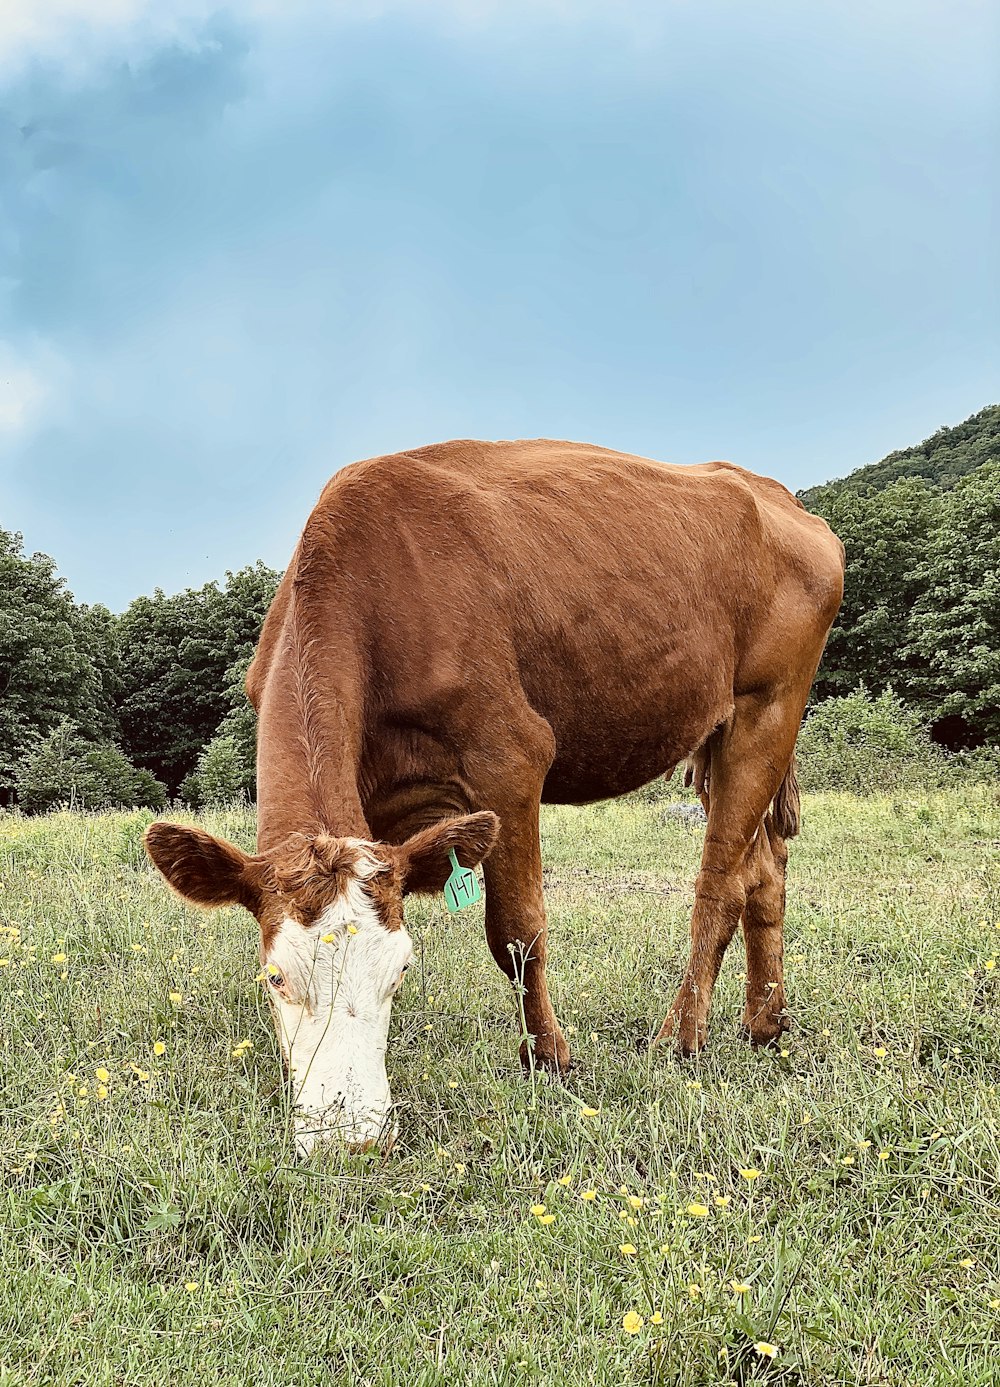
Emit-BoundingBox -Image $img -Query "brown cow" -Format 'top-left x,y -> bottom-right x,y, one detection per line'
145,438 -> 843,1153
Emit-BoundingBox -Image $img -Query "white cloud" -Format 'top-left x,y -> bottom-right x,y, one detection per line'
0,341 -> 64,437
0,0 -> 234,79
0,0 -> 620,81
0,0 -> 984,82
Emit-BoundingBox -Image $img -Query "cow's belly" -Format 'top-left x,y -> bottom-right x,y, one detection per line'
538,680 -> 730,805
542,749 -> 677,804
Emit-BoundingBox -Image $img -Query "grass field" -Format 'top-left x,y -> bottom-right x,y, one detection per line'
2,788 -> 999,1386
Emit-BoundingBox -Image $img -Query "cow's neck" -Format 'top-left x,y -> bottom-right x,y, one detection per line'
254,643 -> 370,853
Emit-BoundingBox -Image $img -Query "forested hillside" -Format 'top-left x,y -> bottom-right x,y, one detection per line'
799,404 -> 1000,506
801,405 -> 1000,748
2,406 -> 998,811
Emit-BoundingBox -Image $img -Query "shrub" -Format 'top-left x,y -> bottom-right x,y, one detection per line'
16,719 -> 167,814
177,770 -> 203,810
796,688 -> 946,793
191,732 -> 253,808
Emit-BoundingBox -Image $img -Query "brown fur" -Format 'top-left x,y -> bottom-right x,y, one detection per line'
159,438 -> 844,1065
771,757 -> 801,840
144,815 -> 498,949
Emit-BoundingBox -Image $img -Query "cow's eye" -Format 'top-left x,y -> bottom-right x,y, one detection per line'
268,971 -> 285,988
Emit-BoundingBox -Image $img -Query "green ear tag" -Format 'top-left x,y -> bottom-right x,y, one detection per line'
443,849 -> 481,913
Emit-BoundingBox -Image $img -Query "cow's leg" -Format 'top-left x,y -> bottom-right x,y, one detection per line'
466,711 -> 569,1075
741,821 -> 790,1046
657,688 -> 806,1057
481,793 -> 570,1074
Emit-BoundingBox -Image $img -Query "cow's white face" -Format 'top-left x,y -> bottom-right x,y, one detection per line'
144,812 -> 499,1157
264,855 -> 415,1155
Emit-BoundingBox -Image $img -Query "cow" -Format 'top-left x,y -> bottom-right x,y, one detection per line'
144,438 -> 844,1154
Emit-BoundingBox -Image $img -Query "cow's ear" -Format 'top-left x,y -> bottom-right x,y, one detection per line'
144,823 -> 262,912
393,812 -> 500,895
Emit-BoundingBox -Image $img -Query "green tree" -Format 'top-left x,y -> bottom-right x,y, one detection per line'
178,652 -> 258,807
0,529 -> 110,797
810,480 -> 941,703
116,562 -> 279,793
194,734 -> 249,807
16,718 -> 166,814
909,461 -> 1000,744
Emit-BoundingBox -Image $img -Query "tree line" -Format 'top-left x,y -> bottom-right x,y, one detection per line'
1,405 -> 997,812
0,534 -> 278,811
802,404 -> 1000,748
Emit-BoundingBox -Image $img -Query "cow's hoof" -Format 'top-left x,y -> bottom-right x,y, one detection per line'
653,1009 -> 707,1059
742,1011 -> 792,1048
520,1031 -> 572,1077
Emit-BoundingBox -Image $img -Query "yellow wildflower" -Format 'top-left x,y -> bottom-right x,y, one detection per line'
169,992 -> 183,1006
580,1189 -> 597,1202
754,1342 -> 778,1359
622,1311 -> 644,1335
714,1195 -> 731,1208
739,1168 -> 760,1181
557,1174 -> 572,1187
649,1311 -> 663,1325
153,1041 -> 166,1057
618,1243 -> 637,1257
686,1203 -> 709,1218
538,1213 -> 555,1225
580,1106 -> 600,1118
95,1067 -> 110,1083
51,953 -> 67,964
627,1195 -> 644,1209
530,1204 -> 546,1217
730,1280 -> 751,1294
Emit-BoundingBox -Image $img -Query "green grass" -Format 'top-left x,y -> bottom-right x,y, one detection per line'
1,789 -> 999,1386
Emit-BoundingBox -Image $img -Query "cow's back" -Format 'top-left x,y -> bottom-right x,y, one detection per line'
257,439 -> 842,803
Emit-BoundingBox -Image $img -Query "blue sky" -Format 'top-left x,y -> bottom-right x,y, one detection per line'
1,0 -> 997,609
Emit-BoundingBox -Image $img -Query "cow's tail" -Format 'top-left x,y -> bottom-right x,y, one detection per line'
771,756 -> 801,839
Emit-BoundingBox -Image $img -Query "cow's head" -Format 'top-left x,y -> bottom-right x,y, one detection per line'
144,813 -> 499,1156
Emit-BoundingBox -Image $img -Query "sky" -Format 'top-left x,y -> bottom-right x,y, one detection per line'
1,0 -> 997,609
